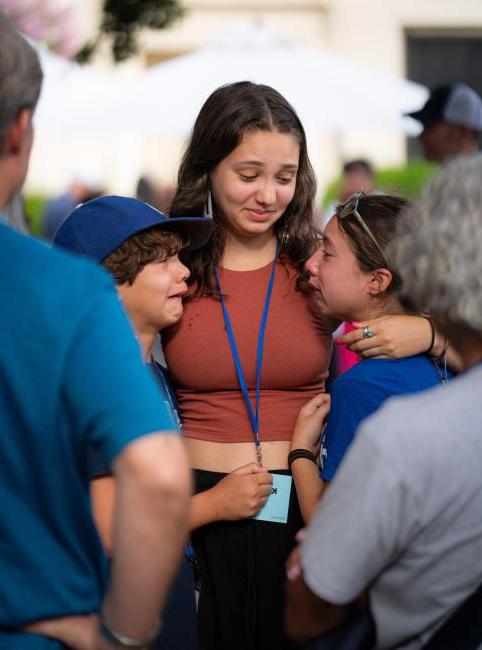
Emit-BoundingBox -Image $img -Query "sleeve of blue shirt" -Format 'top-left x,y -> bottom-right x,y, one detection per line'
321,375 -> 387,481
61,270 -> 178,466
88,445 -> 110,479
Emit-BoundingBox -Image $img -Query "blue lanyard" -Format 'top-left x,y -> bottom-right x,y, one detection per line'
214,243 -> 280,466
148,362 -> 182,431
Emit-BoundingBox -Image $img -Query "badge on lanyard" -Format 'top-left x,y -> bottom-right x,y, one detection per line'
214,242 -> 292,525
254,473 -> 292,524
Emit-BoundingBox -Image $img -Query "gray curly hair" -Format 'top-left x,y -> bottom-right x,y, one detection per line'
390,153 -> 482,333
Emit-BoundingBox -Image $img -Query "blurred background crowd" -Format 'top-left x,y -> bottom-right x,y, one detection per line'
2,0 -> 482,238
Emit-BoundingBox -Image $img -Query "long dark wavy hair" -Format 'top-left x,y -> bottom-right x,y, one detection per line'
169,81 -> 320,296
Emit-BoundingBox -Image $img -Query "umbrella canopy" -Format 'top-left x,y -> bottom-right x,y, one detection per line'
33,43 -> 126,132
109,23 -> 427,135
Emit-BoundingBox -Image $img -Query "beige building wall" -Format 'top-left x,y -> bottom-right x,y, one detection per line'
26,0 -> 482,201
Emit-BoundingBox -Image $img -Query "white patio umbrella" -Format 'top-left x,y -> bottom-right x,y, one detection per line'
103,23 -> 427,135
33,43 -> 126,133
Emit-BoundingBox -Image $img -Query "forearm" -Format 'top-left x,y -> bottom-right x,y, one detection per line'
431,331 -> 462,372
291,458 -> 325,524
285,574 -> 350,641
22,615 -> 112,650
189,490 -> 218,529
103,434 -> 191,639
90,476 -> 115,557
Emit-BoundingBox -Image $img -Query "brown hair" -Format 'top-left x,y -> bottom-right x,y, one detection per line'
102,227 -> 183,285
170,81 -> 320,295
336,194 -> 410,293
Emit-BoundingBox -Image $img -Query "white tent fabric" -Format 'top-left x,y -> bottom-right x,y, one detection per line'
33,24 -> 427,135
33,43 -> 126,132
107,23 -> 427,135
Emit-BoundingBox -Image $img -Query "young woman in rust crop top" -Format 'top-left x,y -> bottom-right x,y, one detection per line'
164,81 -> 439,650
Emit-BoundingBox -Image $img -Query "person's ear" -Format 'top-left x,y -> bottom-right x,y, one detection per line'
368,268 -> 392,297
457,124 -> 476,145
446,124 -> 467,147
5,108 -> 32,156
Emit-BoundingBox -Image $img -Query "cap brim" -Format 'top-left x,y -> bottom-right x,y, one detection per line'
158,217 -> 213,251
405,108 -> 423,121
404,108 -> 440,128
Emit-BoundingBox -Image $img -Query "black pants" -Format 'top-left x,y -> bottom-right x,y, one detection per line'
193,469 -> 304,650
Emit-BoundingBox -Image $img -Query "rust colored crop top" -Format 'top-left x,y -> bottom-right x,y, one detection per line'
163,258 -> 332,443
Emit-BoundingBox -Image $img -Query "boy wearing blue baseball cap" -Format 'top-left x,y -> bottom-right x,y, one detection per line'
53,195 -> 272,650
55,194 -> 213,352
55,195 -> 211,650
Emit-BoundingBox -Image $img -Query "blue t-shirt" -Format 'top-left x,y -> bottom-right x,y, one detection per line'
0,223 -> 176,629
321,355 -> 450,481
42,192 -> 78,241
88,361 -> 181,478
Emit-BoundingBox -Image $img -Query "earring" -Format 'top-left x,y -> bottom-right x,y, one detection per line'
204,188 -> 213,219
279,228 -> 289,245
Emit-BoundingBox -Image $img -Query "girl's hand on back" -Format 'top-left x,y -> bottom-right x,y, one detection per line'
211,463 -> 273,521
291,394 -> 331,455
337,314 -> 432,359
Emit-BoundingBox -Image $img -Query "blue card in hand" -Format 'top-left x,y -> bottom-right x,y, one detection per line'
253,473 -> 292,524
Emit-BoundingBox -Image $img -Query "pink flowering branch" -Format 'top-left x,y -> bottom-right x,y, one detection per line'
0,0 -> 78,57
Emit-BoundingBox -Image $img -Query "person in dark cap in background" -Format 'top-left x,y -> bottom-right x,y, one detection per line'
407,82 -> 482,163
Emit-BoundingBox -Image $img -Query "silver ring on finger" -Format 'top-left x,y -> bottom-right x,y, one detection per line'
361,325 -> 375,339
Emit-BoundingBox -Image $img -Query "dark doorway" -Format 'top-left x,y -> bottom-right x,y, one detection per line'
405,31 -> 482,157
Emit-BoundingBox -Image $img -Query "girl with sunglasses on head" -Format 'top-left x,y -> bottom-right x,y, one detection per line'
290,191 -> 453,524
164,82 -> 445,650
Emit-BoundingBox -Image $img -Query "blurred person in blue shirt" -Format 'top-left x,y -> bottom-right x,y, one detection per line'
42,170 -> 104,241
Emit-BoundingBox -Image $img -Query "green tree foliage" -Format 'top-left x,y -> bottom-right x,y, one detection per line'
76,0 -> 184,64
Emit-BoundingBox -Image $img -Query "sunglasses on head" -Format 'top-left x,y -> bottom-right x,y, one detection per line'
338,190 -> 391,269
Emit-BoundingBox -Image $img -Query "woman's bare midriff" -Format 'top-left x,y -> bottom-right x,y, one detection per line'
184,438 -> 291,473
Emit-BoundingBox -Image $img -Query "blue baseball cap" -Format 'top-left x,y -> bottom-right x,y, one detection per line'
54,195 -> 213,262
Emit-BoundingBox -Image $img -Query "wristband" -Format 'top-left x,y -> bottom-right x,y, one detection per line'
99,615 -> 160,648
422,315 -> 436,355
288,449 -> 318,471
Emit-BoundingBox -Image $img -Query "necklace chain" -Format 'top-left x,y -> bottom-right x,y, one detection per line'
432,356 -> 449,385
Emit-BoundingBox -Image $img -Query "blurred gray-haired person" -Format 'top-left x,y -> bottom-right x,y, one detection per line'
0,11 -> 190,650
285,153 -> 482,649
